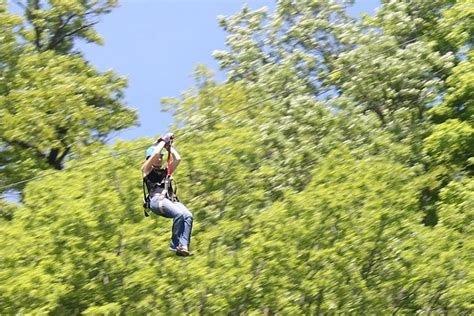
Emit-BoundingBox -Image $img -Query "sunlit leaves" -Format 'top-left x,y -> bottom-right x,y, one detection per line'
0,0 -> 472,314
17,0 -> 118,52
0,1 -> 137,192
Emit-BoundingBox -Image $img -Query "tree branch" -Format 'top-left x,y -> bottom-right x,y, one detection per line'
46,21 -> 99,51
4,138 -> 48,162
46,13 -> 78,51
22,0 -> 44,51
45,8 -> 100,51
57,145 -> 70,164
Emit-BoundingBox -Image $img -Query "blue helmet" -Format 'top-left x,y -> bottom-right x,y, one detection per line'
145,146 -> 165,159
145,146 -> 154,159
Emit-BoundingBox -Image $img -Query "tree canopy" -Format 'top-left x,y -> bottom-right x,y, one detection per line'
0,0 -> 137,194
0,0 -> 472,314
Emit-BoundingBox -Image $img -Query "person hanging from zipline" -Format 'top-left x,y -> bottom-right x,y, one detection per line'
142,133 -> 193,256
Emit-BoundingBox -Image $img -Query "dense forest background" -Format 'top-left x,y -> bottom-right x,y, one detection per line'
0,0 -> 472,314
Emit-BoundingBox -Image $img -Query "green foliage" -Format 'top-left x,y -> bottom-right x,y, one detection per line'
332,35 -> 453,125
0,199 -> 18,222
423,119 -> 474,169
214,0 -> 354,92
16,0 -> 118,53
443,52 -> 474,123
0,4 -> 21,69
367,0 -> 453,41
0,141 -> 146,313
0,0 -> 472,314
0,1 -> 137,193
437,0 -> 474,50
1,141 -> 471,314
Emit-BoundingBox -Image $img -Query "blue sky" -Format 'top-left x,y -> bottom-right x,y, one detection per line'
79,0 -> 381,141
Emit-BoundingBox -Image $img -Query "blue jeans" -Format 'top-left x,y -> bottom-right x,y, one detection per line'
149,195 -> 193,248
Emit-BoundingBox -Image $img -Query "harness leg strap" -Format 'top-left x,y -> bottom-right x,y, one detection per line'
159,191 -> 167,213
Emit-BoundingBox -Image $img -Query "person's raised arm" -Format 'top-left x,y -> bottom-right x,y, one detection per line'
169,146 -> 181,174
142,140 -> 166,177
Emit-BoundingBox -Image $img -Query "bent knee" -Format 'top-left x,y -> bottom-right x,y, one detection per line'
182,210 -> 193,220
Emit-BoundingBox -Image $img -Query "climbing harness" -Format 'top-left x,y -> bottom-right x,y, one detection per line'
142,140 -> 178,217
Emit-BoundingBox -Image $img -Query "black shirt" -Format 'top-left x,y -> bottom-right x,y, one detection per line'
144,168 -> 167,197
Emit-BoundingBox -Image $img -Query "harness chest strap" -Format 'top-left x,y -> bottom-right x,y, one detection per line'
159,145 -> 173,212
142,179 -> 150,217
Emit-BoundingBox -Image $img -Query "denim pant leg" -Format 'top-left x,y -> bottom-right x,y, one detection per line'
174,202 -> 193,247
149,196 -> 185,248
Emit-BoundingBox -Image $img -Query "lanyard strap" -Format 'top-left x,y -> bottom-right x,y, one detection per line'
166,146 -> 172,177
162,145 -> 172,197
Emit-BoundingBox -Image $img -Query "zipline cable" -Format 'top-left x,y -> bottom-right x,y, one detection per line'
0,34 -> 457,191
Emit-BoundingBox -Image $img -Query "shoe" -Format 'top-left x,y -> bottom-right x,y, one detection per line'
169,246 -> 177,252
176,245 -> 190,256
